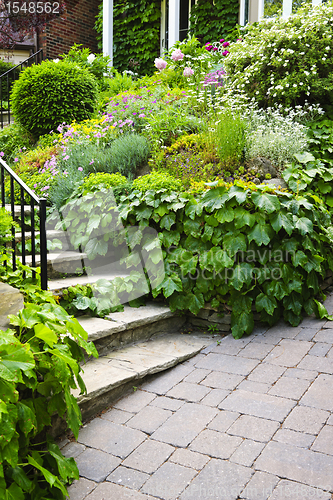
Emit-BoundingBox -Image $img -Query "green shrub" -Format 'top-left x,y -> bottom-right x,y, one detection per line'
224,3 -> 333,110
10,60 -> 98,138
215,111 -> 246,171
0,301 -> 97,498
132,171 -> 183,192
107,70 -> 134,95
110,134 -> 150,176
0,59 -> 15,102
0,123 -> 33,162
0,207 -> 15,252
60,44 -> 112,91
81,172 -> 127,193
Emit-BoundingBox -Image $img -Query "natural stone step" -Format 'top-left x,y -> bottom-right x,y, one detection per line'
19,251 -> 88,278
49,272 -> 129,293
75,331 -> 217,421
77,303 -> 186,356
0,282 -> 24,330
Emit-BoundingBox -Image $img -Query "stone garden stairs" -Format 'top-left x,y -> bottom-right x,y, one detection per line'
3,204 -> 220,423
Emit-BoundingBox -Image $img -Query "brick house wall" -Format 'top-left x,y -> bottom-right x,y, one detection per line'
38,0 -> 100,59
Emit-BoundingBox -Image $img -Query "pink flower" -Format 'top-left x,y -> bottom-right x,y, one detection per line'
154,58 -> 167,71
222,50 -> 229,56
63,171 -> 68,175
63,155 -> 69,161
14,158 -> 19,162
183,67 -> 194,77
222,41 -> 230,48
89,159 -> 94,165
0,152 -> 4,157
78,167 -> 83,171
171,49 -> 184,61
138,113 -> 145,118
220,39 -> 225,43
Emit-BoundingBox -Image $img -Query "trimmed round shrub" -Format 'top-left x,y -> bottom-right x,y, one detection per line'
81,172 -> 127,194
224,3 -> 333,109
10,60 -> 98,138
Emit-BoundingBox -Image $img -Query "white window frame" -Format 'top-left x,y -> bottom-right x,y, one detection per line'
258,0 -> 323,22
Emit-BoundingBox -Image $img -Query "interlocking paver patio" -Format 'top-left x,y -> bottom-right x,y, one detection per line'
64,316 -> 333,499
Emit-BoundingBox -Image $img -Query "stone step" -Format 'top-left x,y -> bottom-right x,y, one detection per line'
20,251 -> 87,277
77,303 -> 186,356
13,229 -> 67,244
49,272 -> 129,293
74,330 -> 217,421
0,282 -> 24,330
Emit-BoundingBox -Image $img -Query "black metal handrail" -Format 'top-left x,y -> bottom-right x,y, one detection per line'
0,157 -> 47,290
0,49 -> 43,129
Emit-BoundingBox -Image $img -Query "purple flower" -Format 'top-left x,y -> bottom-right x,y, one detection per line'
14,158 -> 19,162
222,41 -> 230,48
78,167 -> 83,171
220,39 -> 225,43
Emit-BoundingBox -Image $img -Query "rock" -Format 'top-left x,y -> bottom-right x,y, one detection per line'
263,178 -> 288,190
253,178 -> 261,185
248,157 -> 278,178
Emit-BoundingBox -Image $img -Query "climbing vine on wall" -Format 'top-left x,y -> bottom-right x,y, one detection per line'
189,0 -> 239,44
95,0 -> 161,75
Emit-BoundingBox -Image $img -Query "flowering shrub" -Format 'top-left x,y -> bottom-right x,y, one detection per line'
154,58 -> 167,71
203,69 -> 226,88
224,3 -> 333,109
245,107 -> 310,169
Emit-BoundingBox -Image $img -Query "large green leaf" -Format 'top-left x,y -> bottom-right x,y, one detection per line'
34,324 -> 58,347
229,263 -> 253,290
270,212 -> 293,235
27,456 -> 68,496
183,218 -> 203,238
247,223 -> 273,246
215,207 -> 234,223
295,217 -> 313,235
48,442 -> 79,482
160,275 -> 183,298
233,207 -> 256,228
223,233 -> 247,257
201,187 -> 229,211
85,238 -> 108,259
251,192 -> 280,214
159,213 -> 176,231
255,293 -> 277,316
185,198 -> 203,219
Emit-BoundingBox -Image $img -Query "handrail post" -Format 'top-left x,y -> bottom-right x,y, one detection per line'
39,198 -> 48,290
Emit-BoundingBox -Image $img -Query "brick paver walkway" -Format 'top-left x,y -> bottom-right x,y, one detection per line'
64,317 -> 333,500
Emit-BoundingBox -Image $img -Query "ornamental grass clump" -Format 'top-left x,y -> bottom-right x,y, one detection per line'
224,2 -> 333,110
215,110 -> 246,171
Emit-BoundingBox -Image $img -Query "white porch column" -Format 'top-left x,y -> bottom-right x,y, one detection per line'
169,0 -> 180,49
282,0 -> 292,18
258,0 -> 264,19
239,0 -> 246,25
103,0 -> 113,66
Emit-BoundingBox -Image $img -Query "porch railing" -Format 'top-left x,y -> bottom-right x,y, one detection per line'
0,156 -> 48,290
0,49 -> 43,129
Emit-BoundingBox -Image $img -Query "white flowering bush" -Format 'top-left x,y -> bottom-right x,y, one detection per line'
224,3 -> 333,109
245,107 -> 309,169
